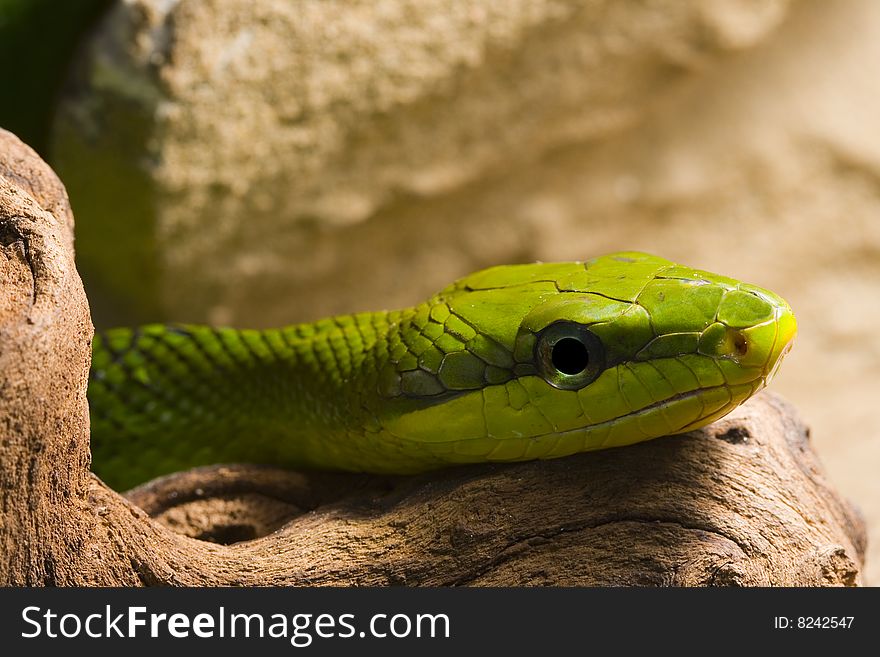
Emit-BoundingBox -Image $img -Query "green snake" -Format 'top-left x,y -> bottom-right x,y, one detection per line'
88,252 -> 797,490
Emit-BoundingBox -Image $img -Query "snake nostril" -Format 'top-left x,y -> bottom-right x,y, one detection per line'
733,332 -> 748,357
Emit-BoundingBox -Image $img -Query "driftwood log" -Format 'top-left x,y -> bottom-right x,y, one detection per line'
0,128 -> 867,586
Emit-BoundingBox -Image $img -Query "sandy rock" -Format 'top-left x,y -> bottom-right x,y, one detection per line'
52,0 -> 791,326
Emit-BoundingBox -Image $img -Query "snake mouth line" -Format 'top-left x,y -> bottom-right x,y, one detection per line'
540,379 -> 761,444
397,377 -> 764,449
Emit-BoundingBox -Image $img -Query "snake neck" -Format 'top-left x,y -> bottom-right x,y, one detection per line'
88,308 -> 412,488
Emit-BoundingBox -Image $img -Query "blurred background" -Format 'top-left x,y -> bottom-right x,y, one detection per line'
1,0 -> 878,583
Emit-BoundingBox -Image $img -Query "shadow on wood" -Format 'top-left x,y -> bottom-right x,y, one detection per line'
0,128 -> 867,586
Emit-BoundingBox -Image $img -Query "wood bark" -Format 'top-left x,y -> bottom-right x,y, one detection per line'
0,128 -> 866,586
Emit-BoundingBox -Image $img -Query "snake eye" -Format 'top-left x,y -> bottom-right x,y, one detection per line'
536,321 -> 605,390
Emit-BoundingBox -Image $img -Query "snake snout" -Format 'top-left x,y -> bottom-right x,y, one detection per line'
691,284 -> 796,391
709,285 -> 796,379
763,304 -> 797,384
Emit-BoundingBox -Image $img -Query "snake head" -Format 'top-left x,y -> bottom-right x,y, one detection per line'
378,252 -> 796,466
510,256 -> 797,446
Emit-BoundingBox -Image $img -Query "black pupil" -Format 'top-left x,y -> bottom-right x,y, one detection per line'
551,337 -> 589,375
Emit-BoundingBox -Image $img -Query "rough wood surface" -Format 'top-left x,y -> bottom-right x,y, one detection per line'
0,128 -> 867,586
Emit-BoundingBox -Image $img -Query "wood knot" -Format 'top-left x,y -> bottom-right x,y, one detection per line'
716,427 -> 750,444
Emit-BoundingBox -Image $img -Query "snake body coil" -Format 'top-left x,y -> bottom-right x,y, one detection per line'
89,252 -> 796,490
